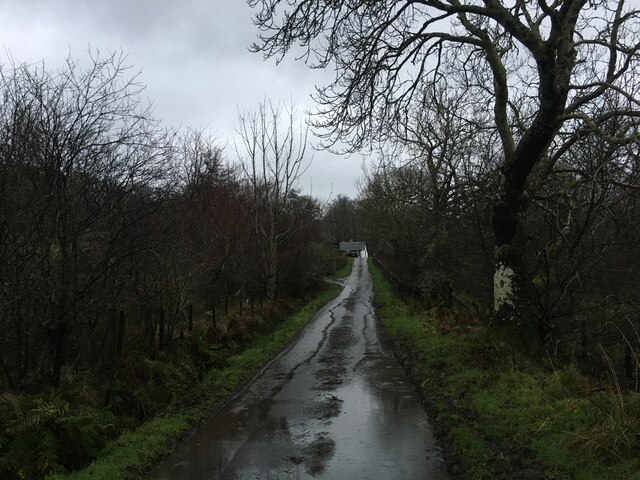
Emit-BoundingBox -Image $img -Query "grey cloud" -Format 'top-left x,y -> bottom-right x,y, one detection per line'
0,0 -> 360,200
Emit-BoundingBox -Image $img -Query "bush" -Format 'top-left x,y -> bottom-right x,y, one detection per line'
0,394 -> 109,479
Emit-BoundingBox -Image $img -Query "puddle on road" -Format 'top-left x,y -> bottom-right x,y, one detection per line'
299,432 -> 335,475
306,394 -> 343,421
319,352 -> 447,480
147,259 -> 448,480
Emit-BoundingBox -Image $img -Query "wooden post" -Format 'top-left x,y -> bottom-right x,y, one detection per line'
158,306 -> 165,351
116,310 -> 125,355
580,319 -> 587,360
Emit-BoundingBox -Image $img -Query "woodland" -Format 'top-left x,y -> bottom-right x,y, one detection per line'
0,54 -> 338,477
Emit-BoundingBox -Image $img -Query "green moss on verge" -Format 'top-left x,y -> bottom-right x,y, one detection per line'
49,283 -> 342,480
335,256 -> 354,278
370,261 -> 640,480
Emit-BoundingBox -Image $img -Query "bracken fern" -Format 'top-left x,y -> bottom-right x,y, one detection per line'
0,393 -> 110,479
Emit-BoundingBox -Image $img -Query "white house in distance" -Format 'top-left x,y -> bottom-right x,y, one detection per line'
338,241 -> 368,258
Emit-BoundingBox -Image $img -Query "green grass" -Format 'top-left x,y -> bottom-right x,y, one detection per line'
48,416 -> 189,480
335,256 -> 354,278
49,282 -> 342,480
370,261 -> 640,480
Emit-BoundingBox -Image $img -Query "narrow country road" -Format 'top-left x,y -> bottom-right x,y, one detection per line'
148,258 -> 448,480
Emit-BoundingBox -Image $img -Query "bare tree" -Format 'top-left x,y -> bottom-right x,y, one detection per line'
0,52 -> 171,386
235,99 -> 310,301
176,128 -> 252,324
249,0 -> 640,346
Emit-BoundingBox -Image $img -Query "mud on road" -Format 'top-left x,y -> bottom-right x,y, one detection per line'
148,258 -> 448,480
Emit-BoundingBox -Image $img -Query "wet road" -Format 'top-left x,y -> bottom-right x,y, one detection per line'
148,258 -> 448,480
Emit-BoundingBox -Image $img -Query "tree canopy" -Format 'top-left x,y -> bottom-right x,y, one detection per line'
249,0 -> 640,344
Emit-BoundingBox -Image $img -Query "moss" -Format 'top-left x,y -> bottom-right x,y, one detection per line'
450,426 -> 491,479
335,256 -> 354,278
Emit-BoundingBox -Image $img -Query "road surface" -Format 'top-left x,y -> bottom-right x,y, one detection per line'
148,258 -> 448,480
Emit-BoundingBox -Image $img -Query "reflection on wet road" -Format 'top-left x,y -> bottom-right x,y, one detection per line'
148,259 -> 448,480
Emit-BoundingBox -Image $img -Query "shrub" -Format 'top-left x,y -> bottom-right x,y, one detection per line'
0,394 -> 108,479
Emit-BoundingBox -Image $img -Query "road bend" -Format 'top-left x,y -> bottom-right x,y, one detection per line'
148,258 -> 448,480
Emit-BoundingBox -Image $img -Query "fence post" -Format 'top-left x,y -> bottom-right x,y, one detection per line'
116,310 -> 126,355
158,306 -> 165,351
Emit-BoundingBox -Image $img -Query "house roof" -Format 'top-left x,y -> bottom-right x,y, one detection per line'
339,241 -> 367,252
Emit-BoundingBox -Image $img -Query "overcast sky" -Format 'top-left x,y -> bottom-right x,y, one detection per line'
0,0 -> 364,200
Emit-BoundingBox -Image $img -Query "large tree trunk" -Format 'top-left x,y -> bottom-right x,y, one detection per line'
492,187 -> 527,324
491,179 -> 546,352
488,17 -> 576,346
491,105 -> 567,348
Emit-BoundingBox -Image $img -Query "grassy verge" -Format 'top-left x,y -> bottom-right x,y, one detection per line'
335,256 -> 354,278
370,261 -> 640,480
49,282 -> 342,480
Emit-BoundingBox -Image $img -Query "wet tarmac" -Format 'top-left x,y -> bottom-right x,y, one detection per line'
148,258 -> 448,480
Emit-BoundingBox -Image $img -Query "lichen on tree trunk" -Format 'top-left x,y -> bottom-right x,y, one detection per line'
493,260 -> 516,314
491,180 -> 540,350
